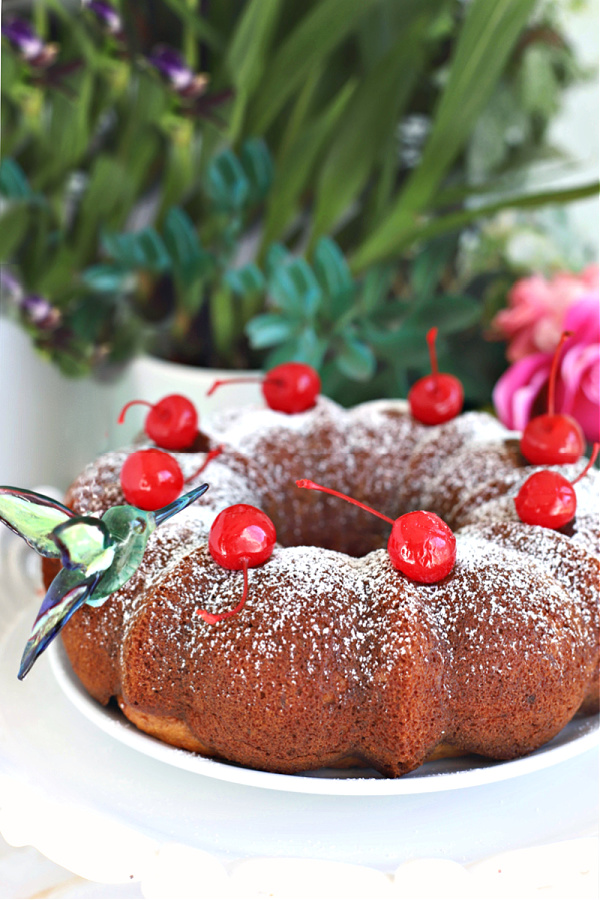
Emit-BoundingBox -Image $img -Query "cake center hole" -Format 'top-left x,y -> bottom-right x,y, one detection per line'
266,501 -> 392,558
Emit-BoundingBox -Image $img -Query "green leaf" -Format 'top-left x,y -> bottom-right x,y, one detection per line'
335,333 -> 376,381
261,80 -> 355,248
177,280 -> 206,317
33,73 -> 94,191
69,297 -> 113,342
269,258 -> 323,317
295,328 -> 327,369
36,245 -> 79,296
246,313 -> 299,349
276,63 -> 323,163
401,181 -> 600,252
0,205 -> 30,264
403,294 -> 482,333
80,264 -> 129,293
265,329 -> 327,369
102,228 -> 171,273
209,285 -> 236,361
0,158 -> 33,200
410,236 -> 457,299
160,0 -> 224,51
226,0 -> 282,140
352,0 -> 538,270
75,156 -> 132,261
248,0 -> 384,135
240,138 -> 273,205
360,265 -> 395,314
312,237 -> 356,318
224,263 -> 265,296
205,148 -> 251,212
265,243 -> 291,276
361,322 -> 430,367
162,207 -> 212,286
311,10 -> 431,239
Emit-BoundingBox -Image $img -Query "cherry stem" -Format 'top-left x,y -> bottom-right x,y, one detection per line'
196,559 -> 249,624
426,327 -> 439,378
185,445 -> 224,484
547,331 -> 572,416
207,375 -> 287,397
117,399 -> 153,425
295,479 -> 395,526
207,377 -> 262,396
572,443 -> 599,485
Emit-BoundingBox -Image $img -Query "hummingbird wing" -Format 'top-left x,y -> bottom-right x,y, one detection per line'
0,486 -> 74,557
51,517 -> 115,576
18,568 -> 102,679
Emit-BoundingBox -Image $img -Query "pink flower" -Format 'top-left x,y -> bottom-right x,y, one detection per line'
493,294 -> 600,444
559,297 -> 600,443
491,264 -> 599,362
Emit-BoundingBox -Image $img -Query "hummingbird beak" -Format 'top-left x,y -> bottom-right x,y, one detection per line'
152,483 -> 209,527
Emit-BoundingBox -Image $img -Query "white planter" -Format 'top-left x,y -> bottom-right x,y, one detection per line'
0,319 -> 129,491
0,318 -> 264,491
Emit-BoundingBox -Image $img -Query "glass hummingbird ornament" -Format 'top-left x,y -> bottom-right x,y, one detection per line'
0,483 -> 209,679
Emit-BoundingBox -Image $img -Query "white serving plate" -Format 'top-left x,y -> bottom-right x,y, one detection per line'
0,527 -> 598,886
48,638 -> 599,797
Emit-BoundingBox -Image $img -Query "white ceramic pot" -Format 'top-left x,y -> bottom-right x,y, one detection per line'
0,318 -> 130,491
0,318 -> 264,491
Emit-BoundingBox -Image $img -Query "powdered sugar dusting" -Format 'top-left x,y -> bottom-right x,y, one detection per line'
60,397 -> 599,774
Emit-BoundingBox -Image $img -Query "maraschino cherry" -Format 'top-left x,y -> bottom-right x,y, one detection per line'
120,448 -> 183,510
118,394 -> 198,450
408,328 -> 464,426
520,331 -> 585,465
296,480 -> 456,583
207,362 -> 321,414
120,445 -> 223,511
515,443 -> 599,529
196,504 -> 277,623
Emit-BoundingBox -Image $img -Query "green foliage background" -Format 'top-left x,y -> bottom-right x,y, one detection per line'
1,0 -> 597,406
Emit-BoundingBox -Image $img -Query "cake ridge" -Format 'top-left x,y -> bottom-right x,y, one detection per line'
47,396 -> 599,777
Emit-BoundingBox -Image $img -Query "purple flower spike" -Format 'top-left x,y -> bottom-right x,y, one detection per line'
85,1 -> 122,35
2,18 -> 44,59
1,17 -> 57,67
147,45 -> 208,97
21,294 -> 62,330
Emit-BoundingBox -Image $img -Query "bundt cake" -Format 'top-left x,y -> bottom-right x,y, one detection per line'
43,396 -> 599,778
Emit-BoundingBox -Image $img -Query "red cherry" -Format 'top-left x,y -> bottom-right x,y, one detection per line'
295,480 -> 456,583
120,445 -> 222,512
387,511 -> 457,584
262,363 -> 321,413
118,394 -> 198,450
520,332 -> 585,465
207,362 -> 321,414
515,443 -> 599,529
196,504 -> 277,624
408,328 -> 464,425
207,504 -> 276,569
120,448 -> 183,510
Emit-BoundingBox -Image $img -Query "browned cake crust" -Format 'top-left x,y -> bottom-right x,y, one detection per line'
44,399 -> 599,777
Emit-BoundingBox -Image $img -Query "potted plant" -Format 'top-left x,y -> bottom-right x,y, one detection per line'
1,0 -> 597,483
